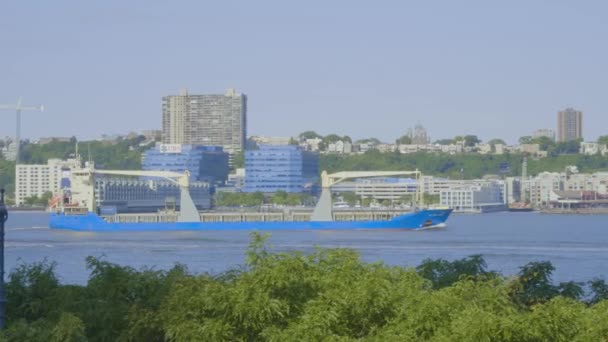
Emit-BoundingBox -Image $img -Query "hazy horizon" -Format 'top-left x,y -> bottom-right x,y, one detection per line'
1,1 -> 607,144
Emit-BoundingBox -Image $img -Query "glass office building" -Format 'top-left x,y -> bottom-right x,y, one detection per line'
142,144 -> 228,184
244,145 -> 319,193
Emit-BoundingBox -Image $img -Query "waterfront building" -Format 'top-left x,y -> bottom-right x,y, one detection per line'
94,178 -> 211,213
557,108 -> 583,142
528,172 -> 564,205
142,144 -> 229,184
243,145 -> 319,193
440,183 -> 505,213
504,177 -> 522,204
331,177 -> 418,201
15,158 -> 80,205
533,129 -> 555,141
161,88 -> 246,155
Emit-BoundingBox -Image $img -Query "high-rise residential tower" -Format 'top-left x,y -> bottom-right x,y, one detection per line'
162,88 -> 247,154
557,108 -> 583,142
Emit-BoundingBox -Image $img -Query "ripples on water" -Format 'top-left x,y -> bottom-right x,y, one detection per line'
4,211 -> 608,284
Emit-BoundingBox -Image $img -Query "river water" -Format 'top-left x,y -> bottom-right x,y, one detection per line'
4,211 -> 608,284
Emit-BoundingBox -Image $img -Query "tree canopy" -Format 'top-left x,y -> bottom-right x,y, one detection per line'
395,135 -> 412,145
2,234 -> 608,341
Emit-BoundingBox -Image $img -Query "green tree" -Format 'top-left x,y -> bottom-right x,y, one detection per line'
416,255 -> 494,289
463,135 -> 481,147
531,136 -> 556,151
598,135 -> 608,146
298,131 -> 322,140
232,151 -> 245,168
395,135 -> 412,145
487,138 -> 506,146
519,136 -> 533,144
340,191 -> 359,206
509,261 -> 559,307
50,313 -> 87,342
271,190 -> 288,205
435,138 -> 454,145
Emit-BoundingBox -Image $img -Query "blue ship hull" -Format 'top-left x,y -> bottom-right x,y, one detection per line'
49,209 -> 452,232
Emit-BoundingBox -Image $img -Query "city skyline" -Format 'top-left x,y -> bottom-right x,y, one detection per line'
1,1 -> 608,144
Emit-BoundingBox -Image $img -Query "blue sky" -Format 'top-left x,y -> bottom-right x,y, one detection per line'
1,0 -> 607,144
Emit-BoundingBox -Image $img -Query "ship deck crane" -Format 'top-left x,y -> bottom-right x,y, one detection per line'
0,97 -> 44,164
69,166 -> 200,222
311,170 -> 423,221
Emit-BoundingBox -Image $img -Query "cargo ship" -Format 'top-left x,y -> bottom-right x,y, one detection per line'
49,166 -> 452,231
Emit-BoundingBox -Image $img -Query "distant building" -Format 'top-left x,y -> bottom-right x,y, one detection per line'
95,178 -> 211,213
1,141 -> 18,161
327,140 -> 353,154
142,144 -> 229,184
504,177 -> 521,204
15,158 -> 81,205
248,136 -> 292,147
331,177 -> 418,201
528,172 -> 564,205
141,130 -> 162,141
440,183 -> 506,213
407,124 -> 430,145
162,88 -> 246,155
533,129 -> 555,141
244,145 -> 319,193
226,168 -> 246,190
557,108 -> 583,142
580,142 -> 607,156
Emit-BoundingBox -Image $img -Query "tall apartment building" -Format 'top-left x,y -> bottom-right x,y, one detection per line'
15,158 -> 80,205
162,88 -> 247,155
557,108 -> 583,142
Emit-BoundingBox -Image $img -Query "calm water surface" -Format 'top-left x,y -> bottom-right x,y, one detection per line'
4,211 -> 608,284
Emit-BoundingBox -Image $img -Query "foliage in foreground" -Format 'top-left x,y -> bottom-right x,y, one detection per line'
2,233 -> 608,341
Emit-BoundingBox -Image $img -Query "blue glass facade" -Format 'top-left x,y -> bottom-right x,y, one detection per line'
244,145 -> 319,193
142,144 -> 228,184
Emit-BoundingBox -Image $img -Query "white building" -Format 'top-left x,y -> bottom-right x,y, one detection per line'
440,183 -> 505,213
15,158 -> 81,205
249,136 -> 292,147
300,138 -> 322,152
1,142 -> 18,161
580,142 -> 607,156
327,140 -> 353,154
331,177 -> 418,201
528,172 -> 564,205
564,172 -> 608,194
